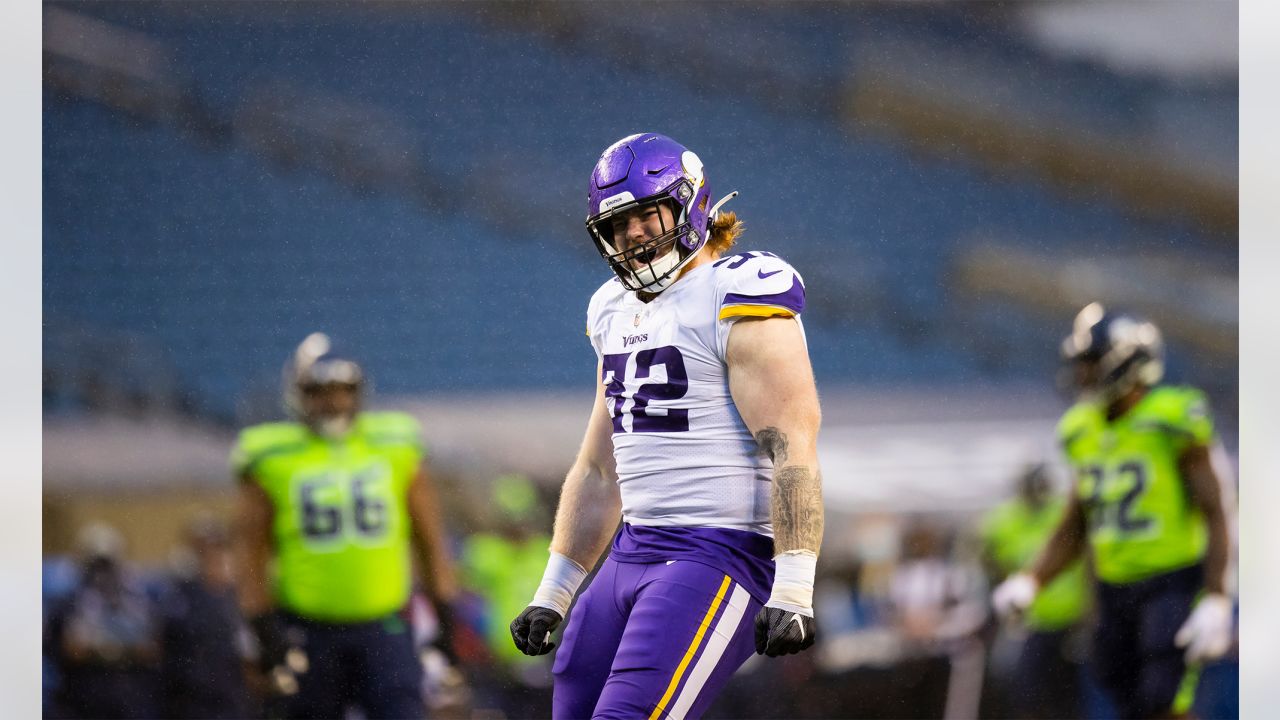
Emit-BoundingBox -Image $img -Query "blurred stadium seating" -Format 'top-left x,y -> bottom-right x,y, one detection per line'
44,2 -> 1236,428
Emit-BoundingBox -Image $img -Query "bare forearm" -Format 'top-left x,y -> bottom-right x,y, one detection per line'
1189,463 -> 1229,595
236,482 -> 275,616
772,466 -> 824,553
1029,514 -> 1085,587
408,472 -> 459,603
757,428 -> 824,554
549,462 -> 622,569
237,542 -> 274,616
1202,511 -> 1229,595
1181,446 -> 1230,595
413,532 -> 459,604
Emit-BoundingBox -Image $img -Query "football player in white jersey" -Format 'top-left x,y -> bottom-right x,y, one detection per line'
509,133 -> 824,719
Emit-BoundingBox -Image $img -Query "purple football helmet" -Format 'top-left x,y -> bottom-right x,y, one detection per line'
587,133 -> 720,293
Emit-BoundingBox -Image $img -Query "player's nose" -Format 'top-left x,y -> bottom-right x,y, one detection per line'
624,214 -> 648,244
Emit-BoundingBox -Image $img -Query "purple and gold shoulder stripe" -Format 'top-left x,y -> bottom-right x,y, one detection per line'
718,274 -> 805,320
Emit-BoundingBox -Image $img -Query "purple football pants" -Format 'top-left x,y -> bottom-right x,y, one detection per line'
551,555 -> 763,720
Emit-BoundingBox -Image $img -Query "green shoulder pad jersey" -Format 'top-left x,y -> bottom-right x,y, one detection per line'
1058,386 -> 1213,585
460,532 -> 551,668
981,497 -> 1089,631
231,412 -> 424,623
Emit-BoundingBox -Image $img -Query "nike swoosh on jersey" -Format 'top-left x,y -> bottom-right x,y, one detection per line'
757,268 -> 784,279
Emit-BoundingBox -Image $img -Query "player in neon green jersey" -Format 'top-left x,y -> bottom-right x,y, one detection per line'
992,304 -> 1234,719
982,463 -> 1089,719
234,333 -> 458,719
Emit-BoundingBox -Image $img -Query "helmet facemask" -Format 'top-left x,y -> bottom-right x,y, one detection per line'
587,180 -> 705,294
299,379 -> 361,438
1092,337 -> 1164,402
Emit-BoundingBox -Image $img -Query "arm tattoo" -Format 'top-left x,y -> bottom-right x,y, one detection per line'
772,466 -> 824,553
755,427 -> 789,465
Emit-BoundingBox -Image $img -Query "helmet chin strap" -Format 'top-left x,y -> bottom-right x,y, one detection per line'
630,248 -> 683,292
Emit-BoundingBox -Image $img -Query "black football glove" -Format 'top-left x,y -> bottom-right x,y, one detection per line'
753,605 -> 816,657
432,602 -> 460,665
510,605 -> 563,656
249,612 -> 291,672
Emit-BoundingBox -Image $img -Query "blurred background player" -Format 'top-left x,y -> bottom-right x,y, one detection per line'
232,333 -> 459,719
886,520 -> 988,720
509,133 -> 825,718
158,515 -> 253,720
981,463 -> 1089,719
993,304 -> 1235,719
44,523 -> 162,720
458,474 -> 555,717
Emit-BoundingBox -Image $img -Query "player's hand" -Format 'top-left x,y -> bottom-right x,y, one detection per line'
991,573 -> 1039,618
754,605 -> 816,657
1175,593 -> 1234,663
510,605 -> 563,656
432,602 -> 461,665
249,612 -> 290,672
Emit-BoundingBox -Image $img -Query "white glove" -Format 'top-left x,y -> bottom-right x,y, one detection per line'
991,573 -> 1039,617
1175,593 -> 1234,663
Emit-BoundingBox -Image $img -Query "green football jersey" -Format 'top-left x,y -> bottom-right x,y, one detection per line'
460,532 -> 551,667
231,412 -> 424,622
1058,386 -> 1213,585
982,496 -> 1089,631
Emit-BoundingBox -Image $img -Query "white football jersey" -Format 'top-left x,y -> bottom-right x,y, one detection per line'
586,251 -> 807,536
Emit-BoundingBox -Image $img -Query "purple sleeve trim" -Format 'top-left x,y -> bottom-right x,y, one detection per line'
721,274 -> 805,315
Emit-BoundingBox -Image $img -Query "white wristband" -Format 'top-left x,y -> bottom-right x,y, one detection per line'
530,552 -> 589,617
767,550 -> 817,617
